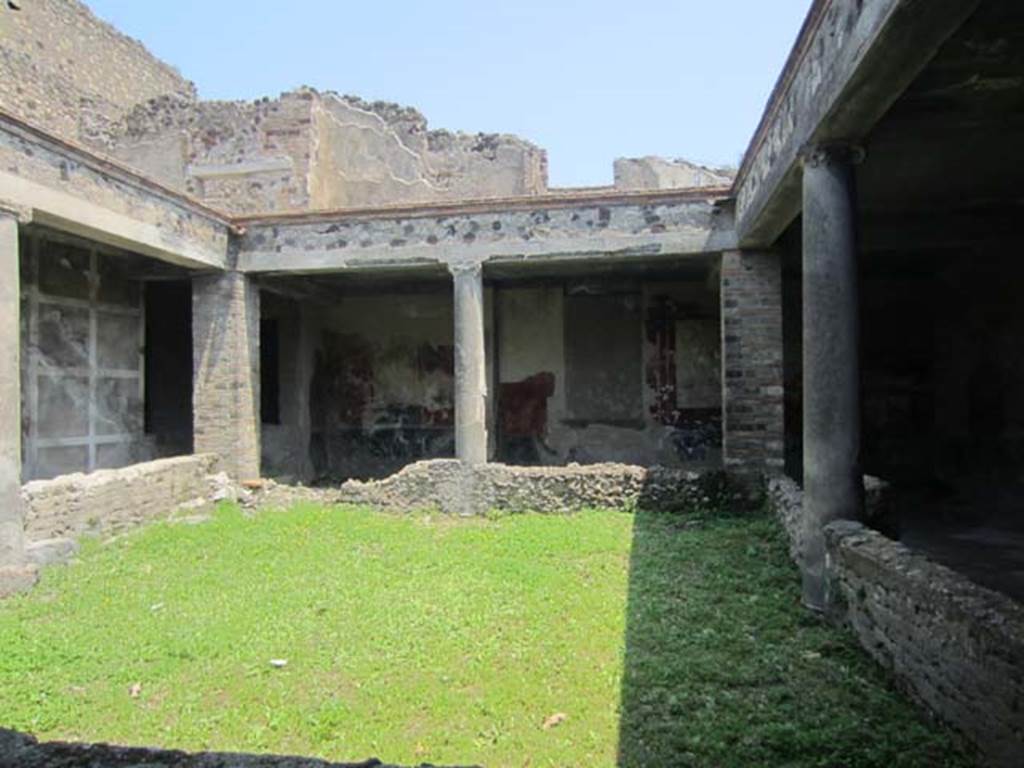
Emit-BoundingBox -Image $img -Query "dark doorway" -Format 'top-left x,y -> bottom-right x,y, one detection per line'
144,281 -> 193,457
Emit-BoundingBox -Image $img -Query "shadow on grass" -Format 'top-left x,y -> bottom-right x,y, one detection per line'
615,503 -> 974,768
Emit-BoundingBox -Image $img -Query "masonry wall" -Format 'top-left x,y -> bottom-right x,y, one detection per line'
310,94 -> 547,209
767,477 -> 1024,767
825,521 -> 1024,767
496,279 -> 721,468
614,157 -> 734,190
340,458 -> 721,516
102,92 -> 317,214
720,250 -> 784,477
0,0 -> 195,143
257,271 -> 722,482
192,272 -> 261,480
22,453 -> 216,540
98,90 -> 548,215
308,288 -> 457,481
0,115 -> 231,265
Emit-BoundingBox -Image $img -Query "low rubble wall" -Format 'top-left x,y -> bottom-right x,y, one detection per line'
339,459 -> 725,515
22,454 -> 218,539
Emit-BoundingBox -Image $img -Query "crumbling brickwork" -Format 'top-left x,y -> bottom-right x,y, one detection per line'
720,250 -> 784,477
100,91 -> 318,213
98,89 -> 549,215
192,273 -> 261,480
22,454 -> 217,539
0,2 -> 729,216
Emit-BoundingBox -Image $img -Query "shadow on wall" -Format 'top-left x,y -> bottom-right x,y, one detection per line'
614,499 -> 972,767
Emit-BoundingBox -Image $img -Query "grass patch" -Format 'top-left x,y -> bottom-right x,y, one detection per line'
0,503 -> 970,767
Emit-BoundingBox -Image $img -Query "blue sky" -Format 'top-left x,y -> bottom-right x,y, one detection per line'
87,1 -> 812,188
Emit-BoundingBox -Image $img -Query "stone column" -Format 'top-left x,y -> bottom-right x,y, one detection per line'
451,262 -> 488,465
0,211 -> 23,568
801,143 -> 865,610
720,250 -> 785,482
192,271 -> 261,480
0,206 -> 37,597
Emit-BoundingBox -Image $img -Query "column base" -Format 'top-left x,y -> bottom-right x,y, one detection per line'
0,563 -> 39,599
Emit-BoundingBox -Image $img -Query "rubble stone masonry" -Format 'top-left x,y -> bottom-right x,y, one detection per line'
22,454 -> 217,539
0,0 -> 195,143
339,459 -> 725,516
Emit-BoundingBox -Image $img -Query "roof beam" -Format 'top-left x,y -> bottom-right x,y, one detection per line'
734,0 -> 982,248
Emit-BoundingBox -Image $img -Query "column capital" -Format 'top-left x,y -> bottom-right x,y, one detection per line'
446,259 -> 482,279
0,199 -> 32,224
800,142 -> 865,169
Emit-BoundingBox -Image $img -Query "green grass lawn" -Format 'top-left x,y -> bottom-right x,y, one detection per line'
0,503 -> 971,767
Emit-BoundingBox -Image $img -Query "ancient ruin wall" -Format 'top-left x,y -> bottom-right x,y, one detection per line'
102,91 -> 318,213
310,94 -> 547,209
767,477 -> 1024,767
825,521 -> 1024,767
0,114 -> 231,266
22,454 -> 217,540
339,459 -> 721,516
614,157 -> 734,190
99,90 -> 549,214
0,0 -> 195,143
0,3 -> 722,215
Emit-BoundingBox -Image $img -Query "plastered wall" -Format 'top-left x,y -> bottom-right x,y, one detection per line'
496,280 -> 721,468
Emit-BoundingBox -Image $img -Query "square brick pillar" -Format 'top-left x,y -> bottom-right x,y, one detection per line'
192,271 -> 261,480
721,250 -> 785,482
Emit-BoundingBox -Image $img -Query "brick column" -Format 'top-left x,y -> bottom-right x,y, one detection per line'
192,271 -> 261,480
720,250 -> 785,482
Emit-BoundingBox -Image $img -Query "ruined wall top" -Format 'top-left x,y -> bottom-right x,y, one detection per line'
0,0 -> 196,143
0,1 -> 734,218
614,157 -> 735,191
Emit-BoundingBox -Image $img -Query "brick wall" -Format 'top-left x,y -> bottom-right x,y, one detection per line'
192,272 -> 261,480
720,250 -> 784,478
825,521 -> 1024,767
22,454 -> 216,539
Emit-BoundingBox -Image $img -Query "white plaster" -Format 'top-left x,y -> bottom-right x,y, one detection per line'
0,171 -> 227,269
